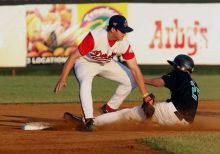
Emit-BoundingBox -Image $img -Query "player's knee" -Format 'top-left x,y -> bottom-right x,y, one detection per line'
123,77 -> 137,90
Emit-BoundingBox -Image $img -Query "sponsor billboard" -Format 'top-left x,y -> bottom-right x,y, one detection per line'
0,6 -> 26,67
128,4 -> 220,64
26,4 -> 77,64
26,3 -> 128,64
1,3 -> 220,66
77,3 -> 127,31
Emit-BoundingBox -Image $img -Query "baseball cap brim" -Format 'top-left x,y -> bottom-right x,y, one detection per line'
118,26 -> 133,33
167,60 -> 176,66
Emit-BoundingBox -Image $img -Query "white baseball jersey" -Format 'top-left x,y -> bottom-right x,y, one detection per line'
78,28 -> 135,64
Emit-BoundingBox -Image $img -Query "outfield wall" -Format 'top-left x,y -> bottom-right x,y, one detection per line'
0,6 -> 27,67
1,3 -> 220,67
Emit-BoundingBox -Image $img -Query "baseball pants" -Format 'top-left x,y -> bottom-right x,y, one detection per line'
74,57 -> 137,119
151,102 -> 189,126
94,102 -> 189,126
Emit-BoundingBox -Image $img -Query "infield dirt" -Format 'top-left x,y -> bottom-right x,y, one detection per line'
0,101 -> 220,154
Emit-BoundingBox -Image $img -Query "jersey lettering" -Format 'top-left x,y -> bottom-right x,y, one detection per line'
90,50 -> 117,62
190,80 -> 199,101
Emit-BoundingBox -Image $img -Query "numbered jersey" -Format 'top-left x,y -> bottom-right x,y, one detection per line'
162,70 -> 200,123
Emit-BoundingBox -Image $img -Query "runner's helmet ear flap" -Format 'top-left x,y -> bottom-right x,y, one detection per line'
167,54 -> 194,73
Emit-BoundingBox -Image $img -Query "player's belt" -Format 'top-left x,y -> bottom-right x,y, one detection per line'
174,111 -> 184,121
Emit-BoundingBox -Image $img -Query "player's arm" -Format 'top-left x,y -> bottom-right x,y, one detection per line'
144,77 -> 165,87
122,44 -> 153,103
126,58 -> 150,97
54,32 -> 94,93
54,50 -> 81,93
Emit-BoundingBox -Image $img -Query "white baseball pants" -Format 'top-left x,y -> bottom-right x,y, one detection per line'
74,58 -> 136,119
94,102 -> 189,127
151,102 -> 189,126
94,106 -> 146,126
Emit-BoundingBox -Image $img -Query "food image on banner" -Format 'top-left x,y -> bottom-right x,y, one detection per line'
76,3 -> 128,44
26,4 -> 77,64
26,3 -> 127,64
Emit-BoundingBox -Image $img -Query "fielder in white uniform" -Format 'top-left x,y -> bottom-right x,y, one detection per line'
94,54 -> 200,127
54,15 -> 154,131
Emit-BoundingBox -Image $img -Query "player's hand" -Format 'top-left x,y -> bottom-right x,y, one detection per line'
143,93 -> 155,105
142,93 -> 156,119
54,79 -> 67,93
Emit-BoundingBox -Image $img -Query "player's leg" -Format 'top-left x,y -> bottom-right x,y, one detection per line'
74,58 -> 101,119
152,102 -> 189,126
99,60 -> 137,111
94,105 -> 146,126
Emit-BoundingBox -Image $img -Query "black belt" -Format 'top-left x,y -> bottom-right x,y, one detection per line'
174,111 -> 184,121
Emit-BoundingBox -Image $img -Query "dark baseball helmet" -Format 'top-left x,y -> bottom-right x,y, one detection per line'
167,54 -> 194,73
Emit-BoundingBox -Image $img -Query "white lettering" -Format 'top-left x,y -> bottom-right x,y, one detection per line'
83,7 -> 118,22
27,57 -> 68,65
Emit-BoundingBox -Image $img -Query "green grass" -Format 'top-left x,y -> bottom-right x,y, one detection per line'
140,133 -> 220,154
193,75 -> 220,100
0,74 -> 219,103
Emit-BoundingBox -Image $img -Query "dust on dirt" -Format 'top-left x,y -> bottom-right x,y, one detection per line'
0,101 -> 219,154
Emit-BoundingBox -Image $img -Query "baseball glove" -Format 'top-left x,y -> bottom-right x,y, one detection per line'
141,93 -> 155,119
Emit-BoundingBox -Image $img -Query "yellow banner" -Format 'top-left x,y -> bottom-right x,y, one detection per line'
75,3 -> 128,42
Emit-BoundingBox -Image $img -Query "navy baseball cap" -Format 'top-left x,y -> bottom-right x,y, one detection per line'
108,15 -> 133,33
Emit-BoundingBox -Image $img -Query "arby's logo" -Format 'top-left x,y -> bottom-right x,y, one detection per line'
149,19 -> 208,56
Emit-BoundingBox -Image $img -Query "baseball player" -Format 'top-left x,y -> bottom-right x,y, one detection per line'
54,15 -> 154,131
93,54 -> 200,127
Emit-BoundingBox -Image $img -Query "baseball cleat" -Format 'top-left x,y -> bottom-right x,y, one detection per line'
63,112 -> 82,123
99,104 -> 117,114
84,118 -> 96,131
64,112 -> 96,131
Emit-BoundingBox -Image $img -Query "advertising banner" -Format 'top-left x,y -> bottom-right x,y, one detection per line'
77,3 -> 128,32
1,3 -> 220,66
26,4 -> 77,64
128,4 -> 220,64
0,6 -> 26,67
26,3 -> 128,64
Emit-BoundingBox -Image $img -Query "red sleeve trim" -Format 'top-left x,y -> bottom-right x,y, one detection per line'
122,45 -> 135,60
78,32 -> 94,56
